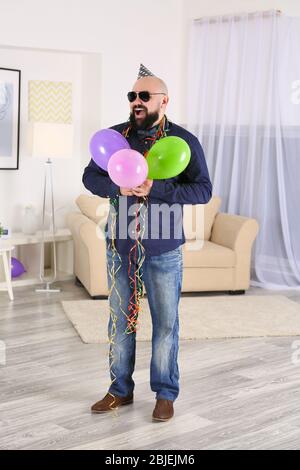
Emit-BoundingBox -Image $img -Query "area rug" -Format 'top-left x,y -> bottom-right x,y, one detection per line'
61,295 -> 300,343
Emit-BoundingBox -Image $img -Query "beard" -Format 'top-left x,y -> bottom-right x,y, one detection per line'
129,107 -> 160,130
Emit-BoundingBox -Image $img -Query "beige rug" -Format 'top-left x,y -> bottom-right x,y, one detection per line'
61,295 -> 300,343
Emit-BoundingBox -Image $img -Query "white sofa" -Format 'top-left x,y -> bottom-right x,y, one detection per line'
66,194 -> 259,298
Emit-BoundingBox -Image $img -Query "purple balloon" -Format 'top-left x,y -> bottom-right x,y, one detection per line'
89,129 -> 130,171
108,149 -> 148,189
11,257 -> 26,278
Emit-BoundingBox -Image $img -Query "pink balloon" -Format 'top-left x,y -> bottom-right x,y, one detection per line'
108,149 -> 148,189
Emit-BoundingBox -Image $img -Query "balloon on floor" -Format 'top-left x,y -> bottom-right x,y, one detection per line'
11,257 -> 26,278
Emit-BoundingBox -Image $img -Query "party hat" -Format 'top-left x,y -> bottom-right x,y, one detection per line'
137,64 -> 155,80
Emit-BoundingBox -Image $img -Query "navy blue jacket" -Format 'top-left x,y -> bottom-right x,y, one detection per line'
82,119 -> 212,256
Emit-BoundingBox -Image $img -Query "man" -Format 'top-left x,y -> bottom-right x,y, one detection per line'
82,64 -> 212,422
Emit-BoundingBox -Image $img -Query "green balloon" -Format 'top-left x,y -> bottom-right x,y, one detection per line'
146,136 -> 191,180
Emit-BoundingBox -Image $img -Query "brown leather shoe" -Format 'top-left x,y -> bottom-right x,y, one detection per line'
152,399 -> 174,422
91,393 -> 134,413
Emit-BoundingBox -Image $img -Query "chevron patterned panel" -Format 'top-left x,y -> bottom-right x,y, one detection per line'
28,80 -> 72,123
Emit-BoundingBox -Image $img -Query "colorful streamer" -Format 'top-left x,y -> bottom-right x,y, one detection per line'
106,117 -> 168,408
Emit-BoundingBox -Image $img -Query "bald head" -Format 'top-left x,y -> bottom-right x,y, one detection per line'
132,76 -> 168,95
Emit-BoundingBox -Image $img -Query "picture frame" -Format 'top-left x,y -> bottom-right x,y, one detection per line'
0,67 -> 21,170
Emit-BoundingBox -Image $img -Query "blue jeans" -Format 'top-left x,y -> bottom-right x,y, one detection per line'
106,245 -> 183,402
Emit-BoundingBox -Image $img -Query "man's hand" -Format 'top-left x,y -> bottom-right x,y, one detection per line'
132,179 -> 153,197
120,187 -> 134,196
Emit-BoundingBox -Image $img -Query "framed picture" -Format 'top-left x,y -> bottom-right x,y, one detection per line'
0,67 -> 21,170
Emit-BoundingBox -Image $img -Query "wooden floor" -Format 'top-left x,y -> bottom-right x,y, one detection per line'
1,280 -> 300,450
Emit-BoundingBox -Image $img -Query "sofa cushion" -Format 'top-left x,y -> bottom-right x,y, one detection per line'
183,240 -> 236,268
183,196 -> 221,241
76,194 -> 109,225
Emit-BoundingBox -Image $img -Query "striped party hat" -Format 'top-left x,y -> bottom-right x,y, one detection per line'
137,64 -> 155,80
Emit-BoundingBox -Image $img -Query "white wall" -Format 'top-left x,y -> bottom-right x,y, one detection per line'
0,46 -> 88,231
1,0 -> 299,233
183,0 -> 300,18
0,0 -> 182,233
0,0 -> 182,127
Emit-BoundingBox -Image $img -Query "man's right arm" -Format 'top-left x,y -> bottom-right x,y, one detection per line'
82,158 -> 120,199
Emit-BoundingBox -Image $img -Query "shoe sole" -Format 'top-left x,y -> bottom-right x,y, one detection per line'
91,400 -> 134,413
152,415 -> 173,422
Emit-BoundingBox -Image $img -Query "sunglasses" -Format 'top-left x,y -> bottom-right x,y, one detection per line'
127,91 -> 166,103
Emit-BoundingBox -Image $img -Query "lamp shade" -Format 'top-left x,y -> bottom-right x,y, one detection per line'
30,122 -> 73,159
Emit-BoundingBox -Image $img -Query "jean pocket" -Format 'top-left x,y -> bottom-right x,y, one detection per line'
151,246 -> 183,270
161,246 -> 182,258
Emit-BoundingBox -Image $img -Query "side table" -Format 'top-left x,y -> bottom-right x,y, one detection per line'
0,228 -> 73,288
0,245 -> 15,301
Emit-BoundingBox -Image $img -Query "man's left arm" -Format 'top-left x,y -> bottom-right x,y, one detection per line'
149,136 -> 212,205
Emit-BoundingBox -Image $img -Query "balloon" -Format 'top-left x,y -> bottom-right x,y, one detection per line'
11,257 -> 26,278
108,149 -> 148,188
146,136 -> 191,179
89,129 -> 130,171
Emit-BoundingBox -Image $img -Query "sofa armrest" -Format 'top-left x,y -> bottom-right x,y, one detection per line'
66,211 -> 106,252
66,212 -> 90,240
210,213 -> 259,252
210,213 -> 259,290
66,211 -> 108,296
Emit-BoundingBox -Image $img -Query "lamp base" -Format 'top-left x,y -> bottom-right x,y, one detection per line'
35,282 -> 60,293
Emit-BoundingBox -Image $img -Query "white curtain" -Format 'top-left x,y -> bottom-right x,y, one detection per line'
187,9 -> 300,289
